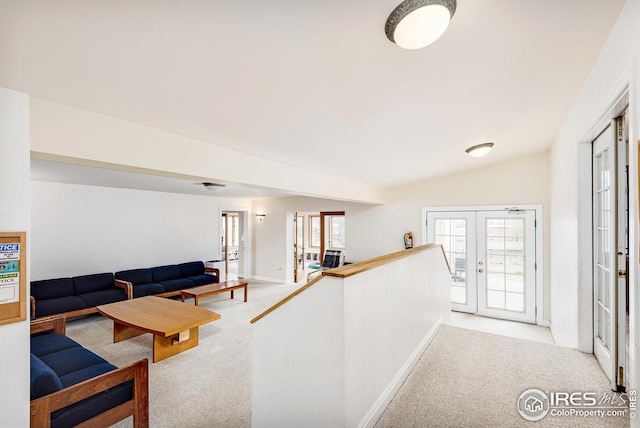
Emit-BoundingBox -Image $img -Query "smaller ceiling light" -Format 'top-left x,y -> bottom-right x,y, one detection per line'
202,182 -> 226,192
385,0 -> 457,50
465,143 -> 494,158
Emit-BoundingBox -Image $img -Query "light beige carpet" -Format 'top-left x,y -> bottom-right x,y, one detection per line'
66,285 -> 629,428
376,325 -> 630,428
66,280 -> 296,428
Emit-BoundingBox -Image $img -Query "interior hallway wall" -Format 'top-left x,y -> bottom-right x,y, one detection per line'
252,151 -> 550,321
0,88 -> 30,427
30,181 -> 250,280
550,0 -> 640,350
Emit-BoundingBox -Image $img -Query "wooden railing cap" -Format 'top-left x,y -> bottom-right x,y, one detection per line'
250,244 -> 446,324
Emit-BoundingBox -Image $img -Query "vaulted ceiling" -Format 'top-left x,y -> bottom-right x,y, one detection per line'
0,0 -> 625,195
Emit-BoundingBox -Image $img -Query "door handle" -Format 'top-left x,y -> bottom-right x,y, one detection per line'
478,269 -> 484,273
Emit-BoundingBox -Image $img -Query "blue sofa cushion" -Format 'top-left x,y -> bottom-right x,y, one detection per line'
73,272 -> 115,295
31,333 -> 81,357
31,278 -> 74,300
40,347 -> 112,378
30,332 -> 135,428
132,283 -> 166,298
186,274 -> 219,286
151,265 -> 181,282
30,354 -> 63,400
77,289 -> 127,308
59,362 -> 117,388
179,261 -> 205,277
35,296 -> 86,318
159,278 -> 194,292
115,269 -> 152,286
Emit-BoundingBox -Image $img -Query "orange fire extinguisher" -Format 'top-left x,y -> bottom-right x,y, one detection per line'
404,232 -> 413,250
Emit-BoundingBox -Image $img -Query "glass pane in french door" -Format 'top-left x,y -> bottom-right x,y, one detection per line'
485,218 -> 526,312
426,212 -> 477,313
435,218 -> 467,304
592,122 -> 617,387
477,210 -> 535,323
594,147 -> 612,351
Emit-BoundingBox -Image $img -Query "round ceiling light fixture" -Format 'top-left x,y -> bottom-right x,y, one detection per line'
202,182 -> 226,192
385,0 -> 457,50
465,143 -> 494,158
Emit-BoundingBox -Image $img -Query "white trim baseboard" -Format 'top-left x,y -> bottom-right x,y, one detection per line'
251,275 -> 291,284
358,317 -> 444,428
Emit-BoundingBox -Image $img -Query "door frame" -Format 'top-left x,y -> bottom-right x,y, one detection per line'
422,204 -> 545,326
293,212 -> 305,283
591,122 -> 619,387
218,206 -> 251,280
320,211 -> 345,264
576,62 -> 635,393
576,67 -> 631,355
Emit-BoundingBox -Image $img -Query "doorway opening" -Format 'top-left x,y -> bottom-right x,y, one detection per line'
289,211 -> 346,284
423,206 -> 543,325
221,211 -> 244,281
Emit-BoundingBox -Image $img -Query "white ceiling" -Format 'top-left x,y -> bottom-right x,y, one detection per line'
0,0 -> 625,195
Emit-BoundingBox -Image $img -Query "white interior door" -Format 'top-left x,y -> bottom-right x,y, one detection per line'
592,123 -> 617,387
427,212 -> 477,313
476,210 -> 536,323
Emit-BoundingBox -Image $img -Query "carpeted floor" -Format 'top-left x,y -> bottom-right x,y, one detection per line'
375,325 -> 630,428
66,280 -> 296,428
65,282 -> 630,427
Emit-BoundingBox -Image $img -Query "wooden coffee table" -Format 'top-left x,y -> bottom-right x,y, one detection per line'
97,296 -> 221,363
181,280 -> 248,306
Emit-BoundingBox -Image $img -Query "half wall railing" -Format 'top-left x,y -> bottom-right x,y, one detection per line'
251,244 -> 451,428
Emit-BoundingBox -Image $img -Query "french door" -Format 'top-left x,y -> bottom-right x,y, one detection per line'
427,209 -> 537,323
428,212 -> 477,313
592,121 -> 619,387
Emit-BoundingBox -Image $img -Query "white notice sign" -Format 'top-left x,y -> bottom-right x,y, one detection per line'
0,273 -> 19,303
0,244 -> 20,261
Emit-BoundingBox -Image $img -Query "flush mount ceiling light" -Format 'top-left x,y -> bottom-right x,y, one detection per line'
202,182 -> 226,192
465,143 -> 494,158
385,0 -> 457,50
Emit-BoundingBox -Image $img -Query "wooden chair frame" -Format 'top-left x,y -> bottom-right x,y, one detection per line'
30,316 -> 149,428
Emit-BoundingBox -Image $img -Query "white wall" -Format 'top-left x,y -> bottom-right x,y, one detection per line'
550,0 -> 640,350
31,181 -> 250,279
343,252 -> 450,427
252,246 -> 450,428
253,151 -> 550,318
252,276 -> 346,428
0,88 -> 30,427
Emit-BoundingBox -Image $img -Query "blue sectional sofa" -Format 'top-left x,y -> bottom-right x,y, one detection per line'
115,261 -> 219,299
31,272 -> 128,319
30,316 -> 148,428
30,261 -> 220,319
